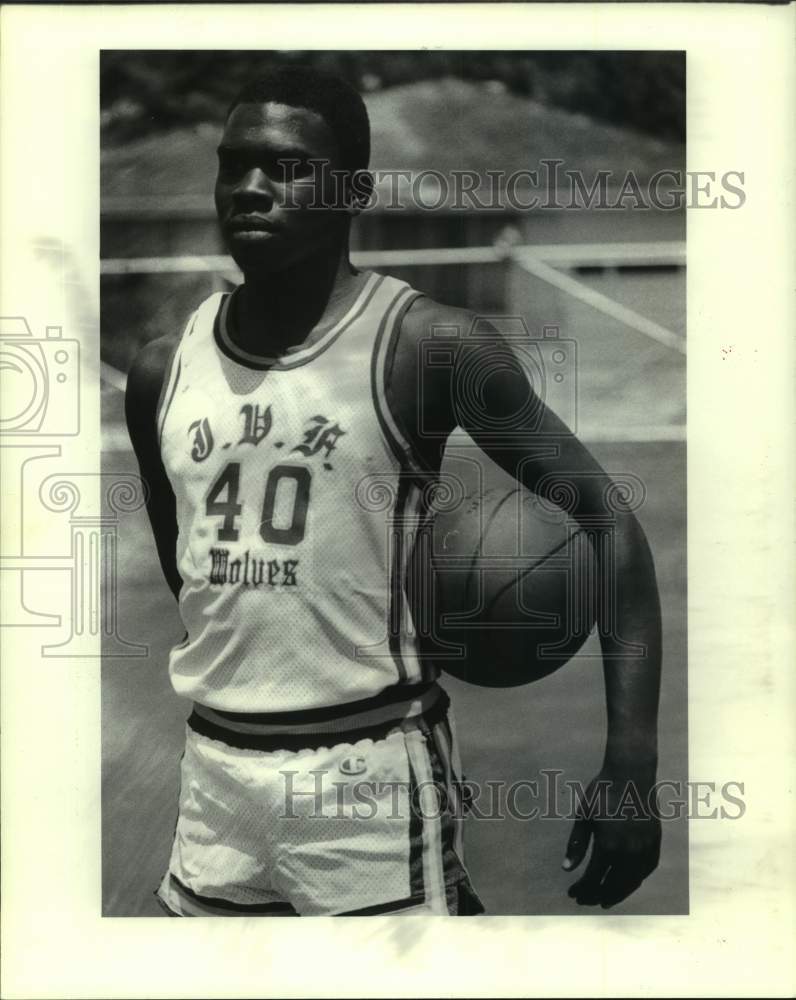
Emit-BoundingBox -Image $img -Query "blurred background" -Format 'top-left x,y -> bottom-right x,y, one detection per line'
101,51 -> 685,375
101,51 -> 687,917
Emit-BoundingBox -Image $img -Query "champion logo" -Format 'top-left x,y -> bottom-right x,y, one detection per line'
339,755 -> 367,776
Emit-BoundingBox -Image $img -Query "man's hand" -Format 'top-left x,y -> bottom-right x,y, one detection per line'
562,770 -> 661,909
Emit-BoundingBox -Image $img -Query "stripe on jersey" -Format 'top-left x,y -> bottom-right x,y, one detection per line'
371,286 -> 434,686
388,477 -> 411,683
189,684 -> 449,752
404,483 -> 441,684
370,286 -> 427,477
198,678 -> 439,730
396,482 -> 431,684
214,272 -> 384,371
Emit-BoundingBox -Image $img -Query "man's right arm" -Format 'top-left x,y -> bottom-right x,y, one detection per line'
124,337 -> 182,601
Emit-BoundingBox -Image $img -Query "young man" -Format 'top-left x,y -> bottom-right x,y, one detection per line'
126,66 -> 662,917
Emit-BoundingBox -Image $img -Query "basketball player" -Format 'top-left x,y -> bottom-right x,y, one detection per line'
125,67 -> 662,916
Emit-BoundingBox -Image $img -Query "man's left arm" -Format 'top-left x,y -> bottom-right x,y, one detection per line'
398,300 -> 662,908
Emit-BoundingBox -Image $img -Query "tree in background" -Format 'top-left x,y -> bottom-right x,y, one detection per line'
101,50 -> 685,145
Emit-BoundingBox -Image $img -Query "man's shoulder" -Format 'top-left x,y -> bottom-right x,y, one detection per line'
397,294 -> 502,370
127,335 -> 179,399
125,335 -> 179,447
399,294 -> 476,345
398,293 -> 513,370
385,293 -> 474,449
127,290 -> 221,394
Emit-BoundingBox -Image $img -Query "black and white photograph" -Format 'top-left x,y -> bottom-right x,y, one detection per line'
100,49 -> 688,918
1,4 -> 793,998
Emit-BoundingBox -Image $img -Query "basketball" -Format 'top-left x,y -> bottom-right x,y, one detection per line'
414,463 -> 597,687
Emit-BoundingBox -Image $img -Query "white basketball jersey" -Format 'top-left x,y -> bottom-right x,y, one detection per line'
158,272 -> 438,712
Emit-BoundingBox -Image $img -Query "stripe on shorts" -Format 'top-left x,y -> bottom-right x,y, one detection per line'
430,716 -> 464,860
407,757 -> 426,903
338,893 -> 427,916
164,874 -> 298,917
404,728 -> 448,914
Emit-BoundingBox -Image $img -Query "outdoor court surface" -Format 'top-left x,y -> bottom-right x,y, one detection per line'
101,268 -> 687,916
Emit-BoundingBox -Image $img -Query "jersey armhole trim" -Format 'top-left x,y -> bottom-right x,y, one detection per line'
371,288 -> 433,482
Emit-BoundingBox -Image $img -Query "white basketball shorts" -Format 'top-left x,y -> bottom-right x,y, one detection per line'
156,682 -> 484,916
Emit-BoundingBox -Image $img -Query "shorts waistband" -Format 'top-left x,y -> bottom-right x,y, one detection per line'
188,681 -> 448,753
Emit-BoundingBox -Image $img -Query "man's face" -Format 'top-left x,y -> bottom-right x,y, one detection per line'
215,101 -> 347,274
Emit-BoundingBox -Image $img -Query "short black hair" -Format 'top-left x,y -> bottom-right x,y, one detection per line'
227,66 -> 370,174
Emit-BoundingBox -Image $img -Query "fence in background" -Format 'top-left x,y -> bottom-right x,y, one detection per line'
100,240 -> 685,447
101,239 -> 685,350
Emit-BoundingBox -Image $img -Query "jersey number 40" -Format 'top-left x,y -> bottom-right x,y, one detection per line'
205,462 -> 311,545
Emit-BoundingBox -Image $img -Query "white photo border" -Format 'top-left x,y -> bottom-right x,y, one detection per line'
1,4 -> 794,998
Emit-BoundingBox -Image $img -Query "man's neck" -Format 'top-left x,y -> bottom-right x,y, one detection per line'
234,248 -> 365,354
